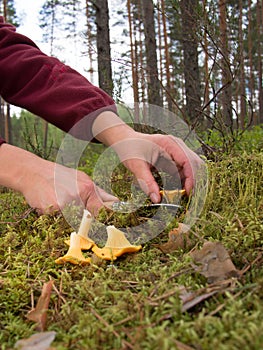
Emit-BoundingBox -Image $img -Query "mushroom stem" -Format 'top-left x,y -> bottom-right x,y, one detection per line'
78,209 -> 93,239
65,209 -> 94,249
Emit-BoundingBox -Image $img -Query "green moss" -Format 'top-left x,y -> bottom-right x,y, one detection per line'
0,148 -> 262,349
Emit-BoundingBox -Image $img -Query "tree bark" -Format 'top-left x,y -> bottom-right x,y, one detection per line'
248,0 -> 256,124
160,0 -> 172,110
238,0 -> 246,129
127,0 -> 140,122
257,0 -> 263,124
180,0 -> 202,124
218,0 -> 233,127
141,0 -> 162,107
95,0 -> 113,96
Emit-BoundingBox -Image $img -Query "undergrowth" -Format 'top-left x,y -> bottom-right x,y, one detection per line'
0,133 -> 262,349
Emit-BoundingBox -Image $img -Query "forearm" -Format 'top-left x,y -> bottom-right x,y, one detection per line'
0,143 -> 43,192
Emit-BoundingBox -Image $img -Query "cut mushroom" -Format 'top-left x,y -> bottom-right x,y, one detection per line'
65,209 -> 94,250
56,232 -> 91,265
92,225 -> 142,261
160,189 -> 186,203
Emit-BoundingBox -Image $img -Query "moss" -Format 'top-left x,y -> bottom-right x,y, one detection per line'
0,151 -> 262,349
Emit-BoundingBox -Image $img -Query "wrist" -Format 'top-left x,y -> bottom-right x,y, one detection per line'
92,111 -> 137,146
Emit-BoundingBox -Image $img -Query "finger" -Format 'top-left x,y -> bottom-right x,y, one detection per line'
85,184 -> 119,216
124,159 -> 161,203
166,136 -> 203,194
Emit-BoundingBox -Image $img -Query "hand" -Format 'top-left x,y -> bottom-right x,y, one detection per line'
112,133 -> 204,202
26,161 -> 118,215
0,144 -> 117,215
93,112 -> 204,203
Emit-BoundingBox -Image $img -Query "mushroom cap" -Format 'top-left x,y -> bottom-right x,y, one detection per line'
64,236 -> 94,250
92,225 -> 142,261
92,245 -> 142,261
55,232 -> 91,265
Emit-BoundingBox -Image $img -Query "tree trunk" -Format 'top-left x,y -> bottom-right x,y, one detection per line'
127,0 -> 140,122
257,0 -> 263,124
238,0 -> 246,129
218,0 -> 233,127
180,0 -> 202,125
85,0 -> 95,84
157,1 -> 164,104
95,0 -> 114,97
160,0 -> 172,110
141,0 -> 162,107
203,0 -> 211,128
248,0 -> 256,124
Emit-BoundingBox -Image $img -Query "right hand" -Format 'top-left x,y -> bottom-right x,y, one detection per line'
0,144 -> 117,215
21,160 -> 118,215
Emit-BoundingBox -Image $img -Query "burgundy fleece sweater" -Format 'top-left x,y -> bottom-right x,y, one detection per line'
0,16 -> 117,145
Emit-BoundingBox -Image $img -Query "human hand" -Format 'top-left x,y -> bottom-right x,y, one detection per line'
0,144 -> 117,215
112,132 -> 204,203
27,161 -> 118,215
92,112 -> 204,203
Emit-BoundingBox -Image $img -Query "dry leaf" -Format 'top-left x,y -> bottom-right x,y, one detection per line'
27,280 -> 53,331
157,223 -> 193,253
14,331 -> 56,350
179,286 -> 218,312
179,279 -> 235,312
190,241 -> 240,283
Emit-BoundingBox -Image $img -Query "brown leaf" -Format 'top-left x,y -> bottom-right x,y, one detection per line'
26,280 -> 54,331
179,285 -> 218,312
157,223 -> 193,253
190,241 -> 240,283
179,279 -> 235,312
14,331 -> 56,350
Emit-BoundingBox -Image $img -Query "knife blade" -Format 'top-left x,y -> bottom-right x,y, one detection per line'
107,201 -> 182,213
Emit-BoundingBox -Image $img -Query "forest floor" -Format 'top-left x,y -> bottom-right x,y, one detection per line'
0,130 -> 263,350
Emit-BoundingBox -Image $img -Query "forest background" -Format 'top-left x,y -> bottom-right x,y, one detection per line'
1,0 -> 263,157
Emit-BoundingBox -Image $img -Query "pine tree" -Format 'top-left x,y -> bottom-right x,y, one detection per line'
180,0 -> 202,125
94,0 -> 114,96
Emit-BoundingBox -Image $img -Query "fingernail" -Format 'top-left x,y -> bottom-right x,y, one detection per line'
150,192 -> 159,203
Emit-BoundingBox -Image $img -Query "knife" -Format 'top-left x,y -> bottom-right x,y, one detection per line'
104,201 -> 182,213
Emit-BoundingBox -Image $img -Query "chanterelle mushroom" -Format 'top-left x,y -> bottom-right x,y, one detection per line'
65,209 -> 94,250
56,232 -> 91,265
160,189 -> 186,203
92,225 -> 142,261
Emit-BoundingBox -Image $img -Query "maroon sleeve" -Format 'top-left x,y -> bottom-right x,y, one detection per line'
0,137 -> 6,146
0,17 -> 117,141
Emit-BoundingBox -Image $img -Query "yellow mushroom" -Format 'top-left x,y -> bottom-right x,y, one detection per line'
92,225 -> 142,261
65,209 -> 94,250
56,231 -> 91,265
160,189 -> 186,203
